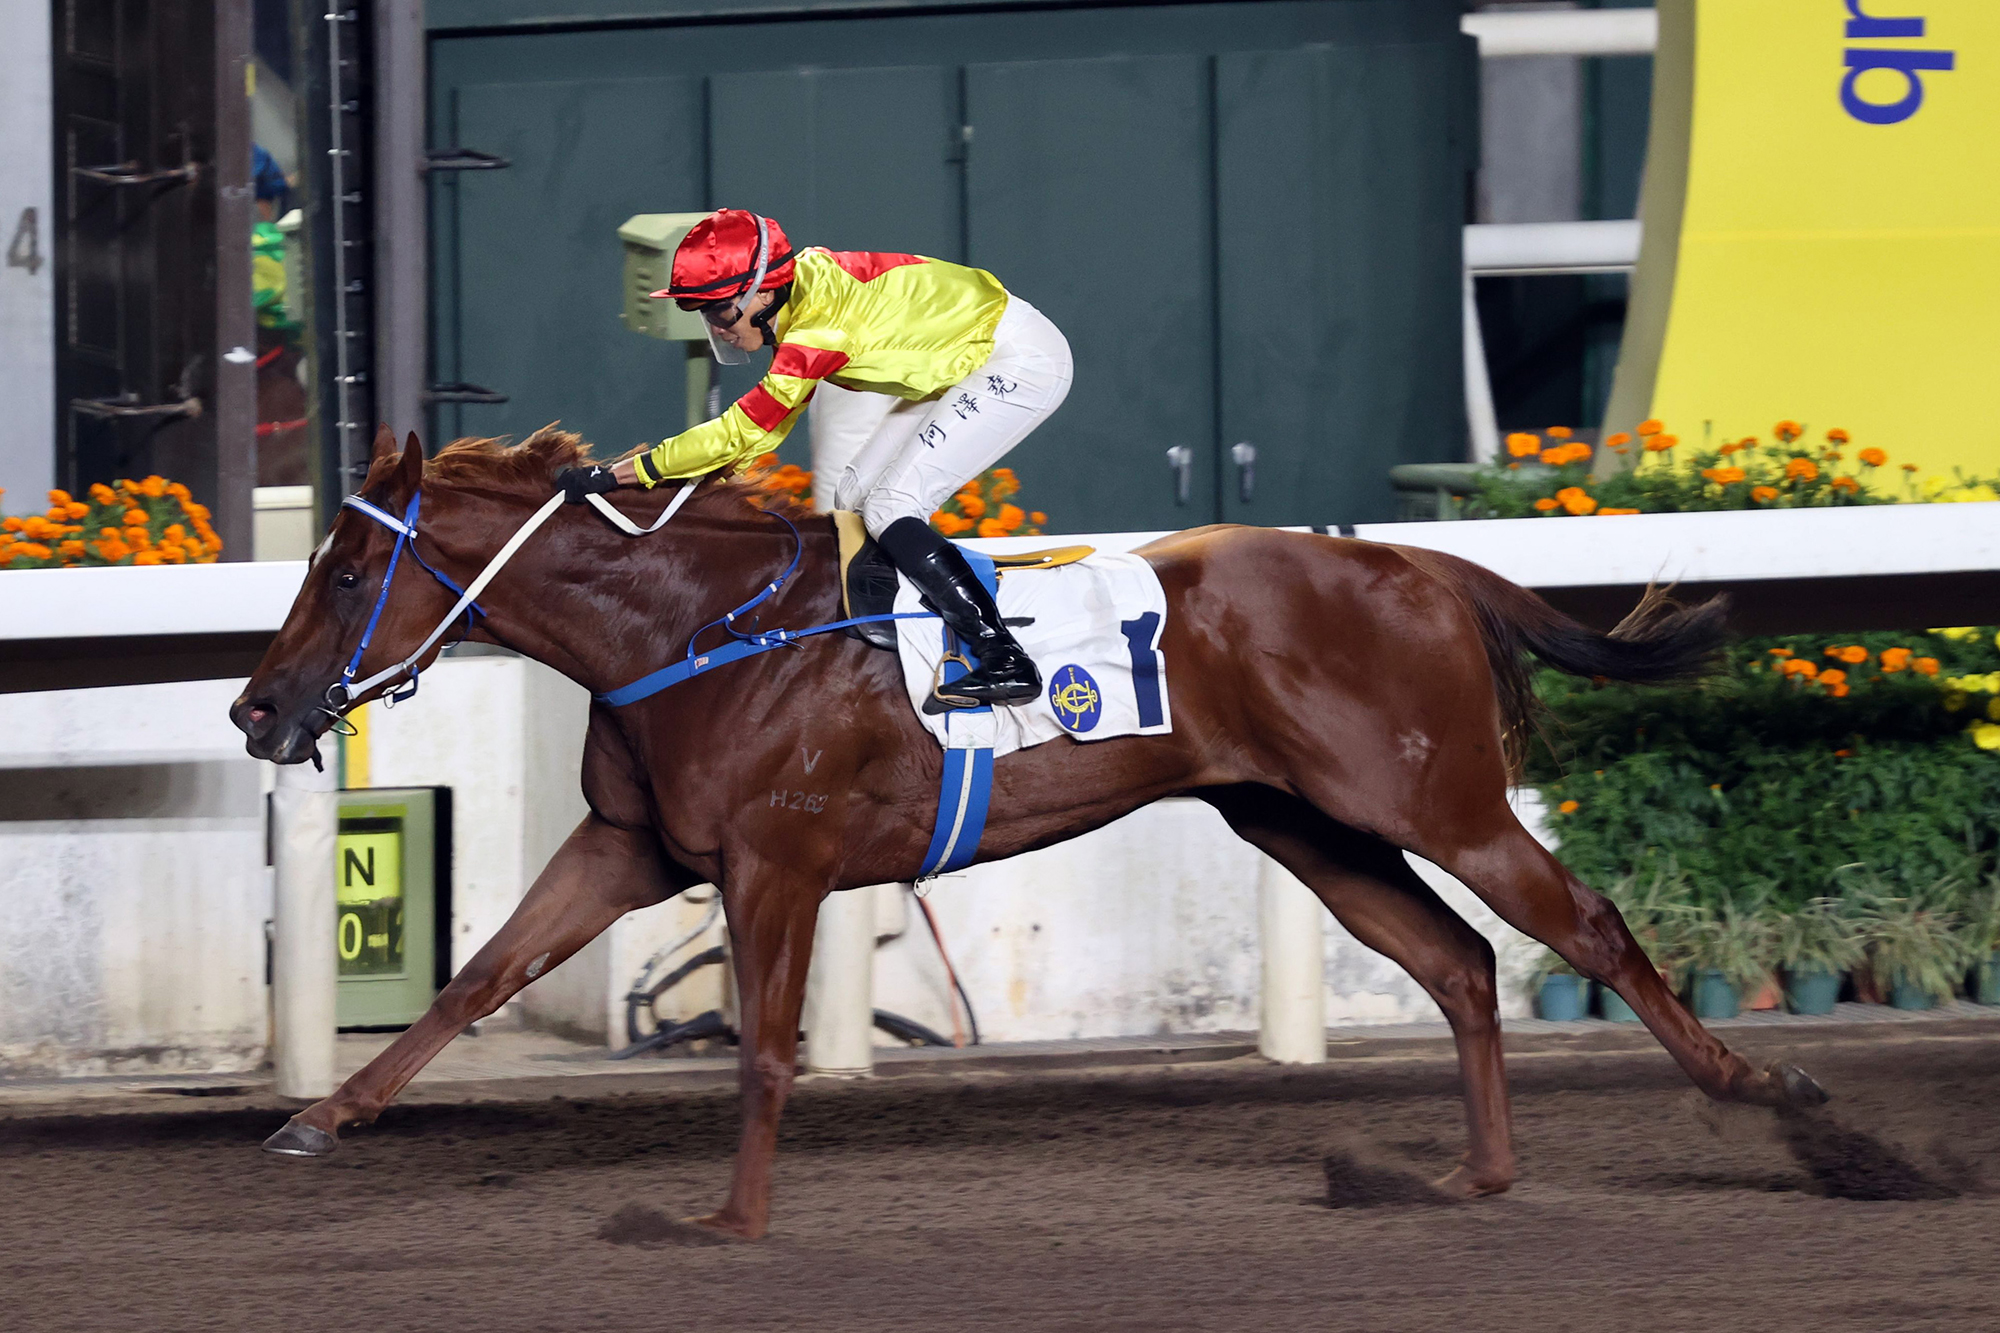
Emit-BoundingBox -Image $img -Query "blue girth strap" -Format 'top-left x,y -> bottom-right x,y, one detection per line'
917,550 -> 1000,877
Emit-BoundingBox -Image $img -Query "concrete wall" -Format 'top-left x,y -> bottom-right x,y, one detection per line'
0,680 -> 266,1079
0,5 -> 54,514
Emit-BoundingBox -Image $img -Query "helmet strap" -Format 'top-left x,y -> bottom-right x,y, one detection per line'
750,282 -> 791,349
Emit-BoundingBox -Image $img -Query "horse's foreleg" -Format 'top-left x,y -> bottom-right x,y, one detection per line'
690,869 -> 828,1241
1204,786 -> 1515,1196
265,814 -> 690,1155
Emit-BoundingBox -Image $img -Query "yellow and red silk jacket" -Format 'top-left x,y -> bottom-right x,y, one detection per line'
631,248 -> 1009,486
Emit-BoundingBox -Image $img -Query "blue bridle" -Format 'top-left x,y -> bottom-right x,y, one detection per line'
329,491 -> 486,713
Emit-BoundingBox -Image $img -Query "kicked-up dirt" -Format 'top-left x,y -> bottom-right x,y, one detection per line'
3,1029 -> 1998,1332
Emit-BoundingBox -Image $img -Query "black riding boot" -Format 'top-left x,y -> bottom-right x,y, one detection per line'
876,516 -> 1041,709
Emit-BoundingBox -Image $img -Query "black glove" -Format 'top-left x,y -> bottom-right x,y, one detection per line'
555,465 -> 620,505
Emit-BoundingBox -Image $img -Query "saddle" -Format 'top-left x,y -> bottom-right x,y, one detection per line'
831,510 -> 1094,652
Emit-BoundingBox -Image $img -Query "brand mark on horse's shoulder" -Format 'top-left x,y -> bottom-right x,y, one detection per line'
1397,729 -> 1435,763
770,789 -> 828,814
802,747 -> 822,774
524,952 -> 550,980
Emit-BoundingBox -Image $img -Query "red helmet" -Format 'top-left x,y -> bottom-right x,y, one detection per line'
653,209 -> 795,307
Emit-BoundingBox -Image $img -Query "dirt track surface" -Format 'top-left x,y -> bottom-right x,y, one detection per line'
6,1032 -> 2000,1332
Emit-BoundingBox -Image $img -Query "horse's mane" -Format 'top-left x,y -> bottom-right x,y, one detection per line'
423,424 -> 811,519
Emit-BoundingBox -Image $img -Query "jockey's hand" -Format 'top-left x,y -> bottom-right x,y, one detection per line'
555,465 -> 620,505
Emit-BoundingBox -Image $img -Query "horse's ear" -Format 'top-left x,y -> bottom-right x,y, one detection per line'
397,431 -> 425,495
370,423 -> 399,464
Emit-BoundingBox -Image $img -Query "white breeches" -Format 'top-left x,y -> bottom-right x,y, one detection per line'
810,294 -> 1073,534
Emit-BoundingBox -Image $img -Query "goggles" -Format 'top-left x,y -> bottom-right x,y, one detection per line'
699,214 -> 773,366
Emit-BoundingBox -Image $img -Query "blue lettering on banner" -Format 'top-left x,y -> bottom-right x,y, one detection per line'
1118,613 -> 1165,728
1841,4 -> 1954,125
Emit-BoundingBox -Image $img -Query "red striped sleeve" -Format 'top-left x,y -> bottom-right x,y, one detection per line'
771,344 -> 851,380
737,385 -> 793,433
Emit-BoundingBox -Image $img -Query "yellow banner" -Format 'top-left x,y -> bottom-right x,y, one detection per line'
1648,0 -> 2000,483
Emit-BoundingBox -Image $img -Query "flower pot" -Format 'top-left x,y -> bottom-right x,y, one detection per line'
1784,965 -> 1842,1017
1976,954 -> 2000,1007
1596,984 -> 1640,1022
1538,973 -> 1585,1021
1889,972 -> 1936,1011
1690,970 -> 1739,1020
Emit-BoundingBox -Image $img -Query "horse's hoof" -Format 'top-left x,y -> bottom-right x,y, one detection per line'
1433,1164 -> 1512,1199
263,1117 -> 339,1158
682,1211 -> 763,1241
1772,1061 -> 1831,1109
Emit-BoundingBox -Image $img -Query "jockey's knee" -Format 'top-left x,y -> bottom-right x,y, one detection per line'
859,488 -> 930,537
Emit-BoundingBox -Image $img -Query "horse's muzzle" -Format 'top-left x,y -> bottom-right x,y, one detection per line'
230,693 -> 321,765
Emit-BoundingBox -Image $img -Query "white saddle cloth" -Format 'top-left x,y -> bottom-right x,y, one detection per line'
893,551 -> 1174,760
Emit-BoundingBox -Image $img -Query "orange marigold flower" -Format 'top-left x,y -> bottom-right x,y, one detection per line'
1841,645 -> 1868,663
57,540 -> 86,559
1636,419 -> 1664,436
1819,668 -> 1848,686
64,502 -> 87,520
159,545 -> 187,564
1718,443 -> 1740,456
1029,511 -> 1047,526
1828,682 -> 1851,698
1901,463 -> 1919,472
1782,659 -> 1820,679
1775,420 -> 1804,442
931,511 -> 973,535
121,508 -> 148,525
1831,475 -> 1859,492
1835,748 -> 1852,757
1644,434 -> 1677,453
0,517 -> 20,533
1597,507 -> 1641,515
1546,426 -> 1573,440
1768,648 -> 1794,658
166,481 -> 191,500
1558,800 -> 1579,814
1785,458 -> 1819,482
976,518 -> 1008,538
1880,647 -> 1912,672
1751,485 -> 1780,503
1506,432 -> 1541,458
957,494 -> 988,519
1913,657 -> 1940,675
1855,447 -> 1885,467
1556,487 -> 1597,516
14,542 -> 53,559
1827,428 -> 1851,444
1605,432 -> 1632,448
48,489 -> 73,506
131,550 -> 163,566
89,483 -> 117,504
1701,466 -> 1746,485
996,503 -> 1025,532
1539,447 -> 1567,466
140,476 -> 167,498
185,503 -> 210,521
1534,497 -> 1560,512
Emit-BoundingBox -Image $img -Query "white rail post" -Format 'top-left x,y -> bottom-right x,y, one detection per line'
802,887 -> 876,1076
1258,857 -> 1327,1065
271,760 -> 338,1099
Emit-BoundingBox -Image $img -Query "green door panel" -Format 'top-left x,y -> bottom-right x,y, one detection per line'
1216,42 -> 1471,526
708,66 -> 962,440
966,55 -> 1215,534
443,77 -> 705,457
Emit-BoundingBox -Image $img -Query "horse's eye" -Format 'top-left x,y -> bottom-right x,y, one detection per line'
335,571 -> 360,590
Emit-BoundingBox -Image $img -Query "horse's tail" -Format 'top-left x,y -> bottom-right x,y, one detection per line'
1401,548 -> 1730,769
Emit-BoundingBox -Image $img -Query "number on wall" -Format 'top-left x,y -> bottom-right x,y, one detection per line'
5,208 -> 41,276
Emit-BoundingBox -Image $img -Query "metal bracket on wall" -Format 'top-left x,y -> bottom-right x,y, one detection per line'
1231,442 -> 1257,503
424,382 -> 509,405
422,148 -> 511,173
72,160 -> 201,189
70,395 -> 204,421
1165,445 -> 1193,506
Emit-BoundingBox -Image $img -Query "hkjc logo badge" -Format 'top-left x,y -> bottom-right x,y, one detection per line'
1048,664 -> 1102,733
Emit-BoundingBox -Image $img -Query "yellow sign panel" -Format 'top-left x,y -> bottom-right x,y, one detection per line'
1643,0 -> 2000,483
336,826 -> 404,978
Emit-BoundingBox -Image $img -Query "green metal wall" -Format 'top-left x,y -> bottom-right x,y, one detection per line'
428,0 -> 1474,531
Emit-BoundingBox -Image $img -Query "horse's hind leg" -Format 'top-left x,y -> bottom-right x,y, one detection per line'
1203,785 -> 1516,1196
264,814 -> 693,1156
1420,807 -> 1824,1110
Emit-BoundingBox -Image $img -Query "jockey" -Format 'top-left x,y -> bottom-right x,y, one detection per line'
558,209 -> 1072,709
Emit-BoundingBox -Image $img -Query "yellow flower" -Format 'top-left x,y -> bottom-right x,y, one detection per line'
1973,722 -> 2000,751
1933,626 -> 1980,641
1988,697 -> 2000,723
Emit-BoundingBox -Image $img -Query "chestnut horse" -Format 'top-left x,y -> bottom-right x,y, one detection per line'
233,426 -> 1824,1239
